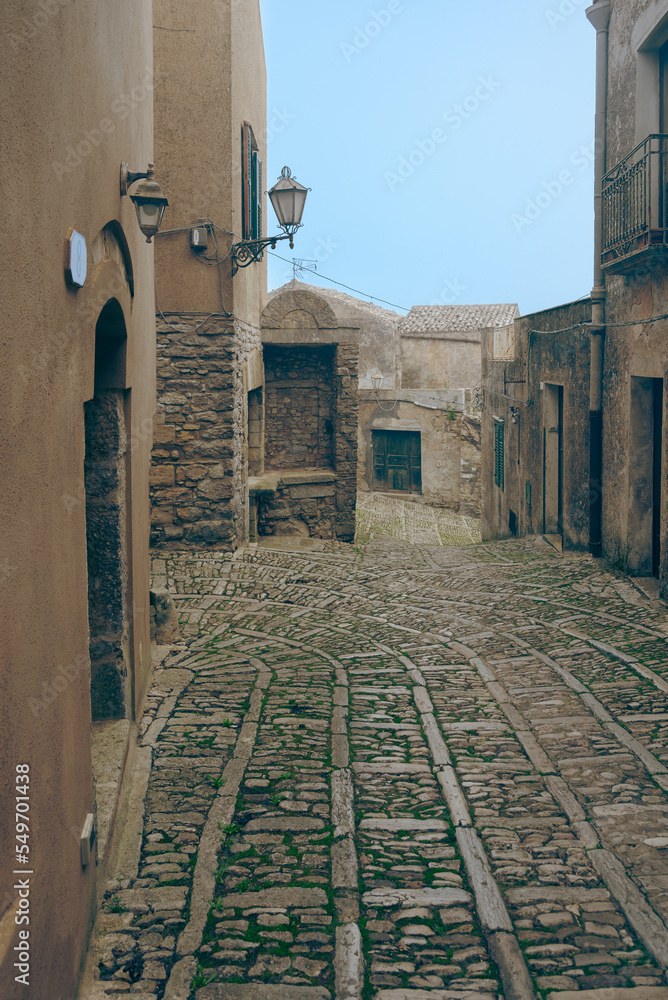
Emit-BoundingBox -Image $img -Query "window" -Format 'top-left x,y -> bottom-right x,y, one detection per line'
492,325 -> 515,361
494,418 -> 504,490
241,122 -> 262,241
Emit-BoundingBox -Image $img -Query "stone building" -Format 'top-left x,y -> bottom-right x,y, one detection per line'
149,0 -> 268,551
399,304 -> 520,391
0,2 -> 157,997
482,0 -> 668,597
264,285 -> 518,516
593,0 -> 668,589
481,299 -> 592,549
249,285 -> 359,541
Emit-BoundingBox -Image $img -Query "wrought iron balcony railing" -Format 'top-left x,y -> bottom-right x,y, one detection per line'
602,134 -> 668,273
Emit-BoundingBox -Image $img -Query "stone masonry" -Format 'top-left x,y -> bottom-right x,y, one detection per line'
257,286 -> 359,544
150,317 -> 261,550
264,345 -> 336,470
255,343 -> 359,542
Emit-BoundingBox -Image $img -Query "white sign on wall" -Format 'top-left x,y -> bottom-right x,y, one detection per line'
65,229 -> 87,288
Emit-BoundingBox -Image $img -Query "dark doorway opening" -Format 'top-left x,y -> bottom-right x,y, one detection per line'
85,299 -> 131,720
629,376 -> 664,577
543,384 -> 564,536
653,378 -> 663,577
372,430 -> 422,494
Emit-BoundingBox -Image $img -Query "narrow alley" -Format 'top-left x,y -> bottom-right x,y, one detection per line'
80,497 -> 668,1000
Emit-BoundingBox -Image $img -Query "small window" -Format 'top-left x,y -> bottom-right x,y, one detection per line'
494,418 -> 505,490
241,123 -> 262,241
493,325 -> 515,361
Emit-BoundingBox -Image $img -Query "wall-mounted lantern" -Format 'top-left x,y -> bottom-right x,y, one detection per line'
120,162 -> 169,243
370,373 -> 384,394
231,166 -> 309,275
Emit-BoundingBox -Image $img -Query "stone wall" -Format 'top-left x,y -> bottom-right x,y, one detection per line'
255,471 -> 338,539
250,342 -> 359,543
264,344 -> 335,469
481,299 -> 592,548
150,316 -> 260,549
333,342 -> 359,541
85,391 -> 129,720
460,414 -> 482,518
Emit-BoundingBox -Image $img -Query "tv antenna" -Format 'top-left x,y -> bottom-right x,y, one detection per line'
291,258 -> 318,280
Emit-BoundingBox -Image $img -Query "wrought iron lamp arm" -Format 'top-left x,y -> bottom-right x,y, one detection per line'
230,228 -> 301,275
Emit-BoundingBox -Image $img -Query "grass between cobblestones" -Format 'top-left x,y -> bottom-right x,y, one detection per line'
83,502 -> 668,1000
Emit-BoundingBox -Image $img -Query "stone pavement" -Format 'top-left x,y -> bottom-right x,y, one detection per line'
79,507 -> 668,1000
355,493 -> 482,547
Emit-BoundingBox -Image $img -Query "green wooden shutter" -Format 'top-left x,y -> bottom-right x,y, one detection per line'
252,150 -> 262,240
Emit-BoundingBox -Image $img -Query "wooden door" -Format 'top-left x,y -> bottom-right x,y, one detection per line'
372,430 -> 422,493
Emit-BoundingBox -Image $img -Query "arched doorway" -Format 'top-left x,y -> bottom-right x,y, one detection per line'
85,298 -> 131,719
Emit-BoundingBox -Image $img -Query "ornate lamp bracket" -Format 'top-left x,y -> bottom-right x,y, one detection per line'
230,231 -> 296,275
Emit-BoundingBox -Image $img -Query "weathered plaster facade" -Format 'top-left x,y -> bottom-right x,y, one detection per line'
150,0 -> 266,550
399,304 -> 520,390
481,300 -> 592,549
597,0 -> 668,591
358,390 -> 466,508
482,0 -> 668,590
0,2 -> 156,997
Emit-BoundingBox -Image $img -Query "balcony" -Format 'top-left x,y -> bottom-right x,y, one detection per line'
602,134 -> 668,274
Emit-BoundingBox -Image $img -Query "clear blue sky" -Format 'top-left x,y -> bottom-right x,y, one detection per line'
259,0 -> 596,317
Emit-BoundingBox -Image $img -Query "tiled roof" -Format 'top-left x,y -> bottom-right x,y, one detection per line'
399,304 -> 519,338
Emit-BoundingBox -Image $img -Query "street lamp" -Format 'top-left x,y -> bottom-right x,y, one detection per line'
370,373 -> 384,394
231,166 -> 309,275
120,162 -> 169,243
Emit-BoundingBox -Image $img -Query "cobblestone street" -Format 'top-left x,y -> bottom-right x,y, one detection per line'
81,499 -> 668,1000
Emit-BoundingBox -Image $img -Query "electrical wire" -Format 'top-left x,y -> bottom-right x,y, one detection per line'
154,271 -> 230,332
153,217 -> 232,321
157,216 -> 412,314
266,249 -> 412,313
588,311 -> 668,329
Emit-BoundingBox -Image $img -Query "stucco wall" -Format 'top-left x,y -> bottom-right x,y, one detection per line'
400,335 -> 482,390
0,2 -> 155,997
481,300 -> 592,548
